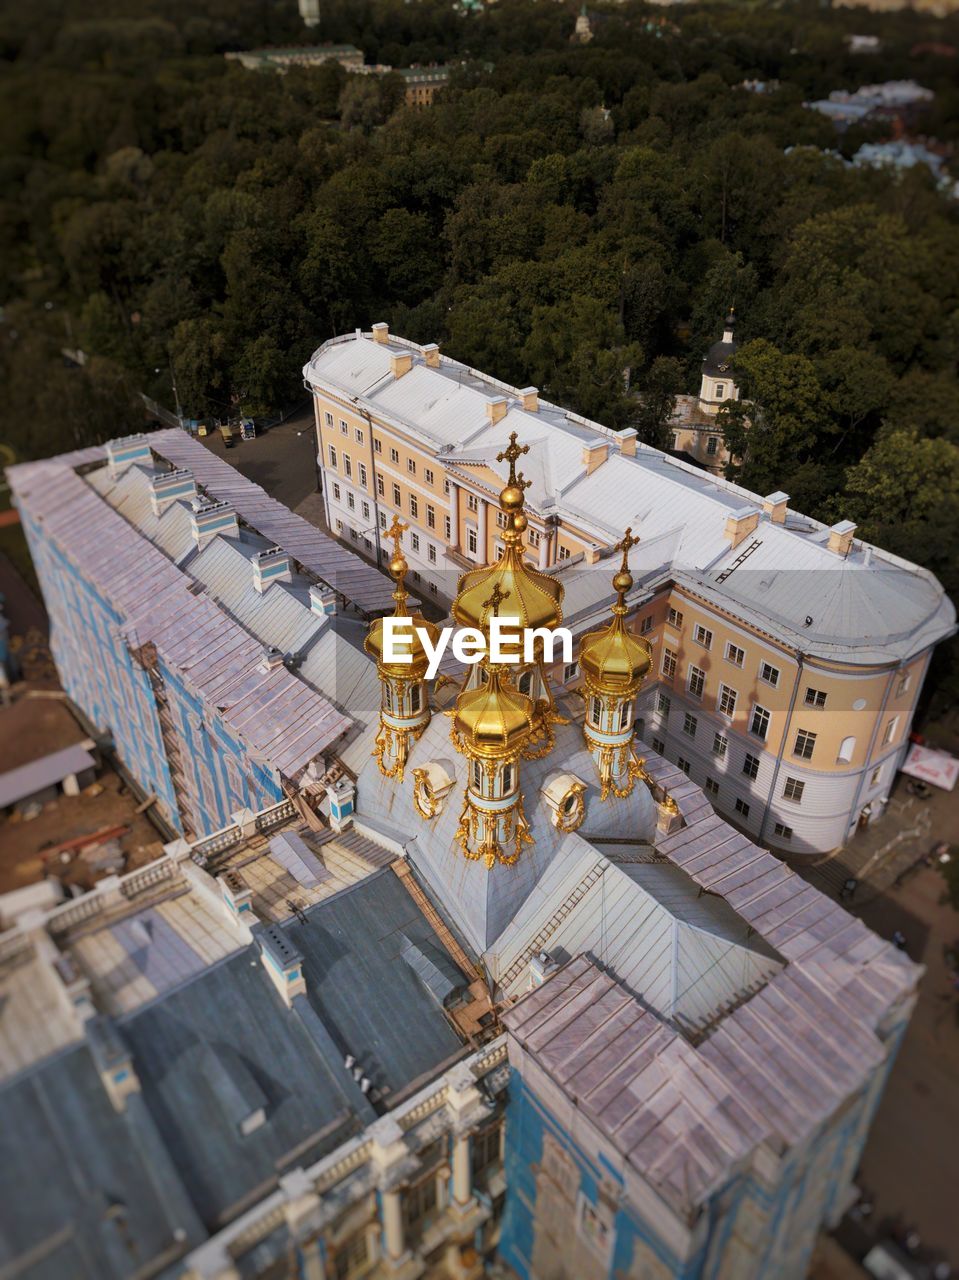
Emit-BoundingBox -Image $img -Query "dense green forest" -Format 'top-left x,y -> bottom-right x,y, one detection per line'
2,0 -> 959,700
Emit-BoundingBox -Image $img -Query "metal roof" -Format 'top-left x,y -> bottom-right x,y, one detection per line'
147,429 -> 395,615
0,742 -> 96,809
8,461 -> 350,779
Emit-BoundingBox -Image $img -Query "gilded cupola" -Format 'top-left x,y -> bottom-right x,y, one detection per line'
453,663 -> 535,760
580,529 -> 651,801
365,516 -> 438,779
452,432 -> 563,640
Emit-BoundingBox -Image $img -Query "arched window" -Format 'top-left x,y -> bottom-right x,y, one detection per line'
590,696 -> 603,727
383,684 -> 393,713
471,759 -> 482,790
619,701 -> 632,730
410,684 -> 422,714
518,670 -> 533,696
502,763 -> 514,794
837,736 -> 855,764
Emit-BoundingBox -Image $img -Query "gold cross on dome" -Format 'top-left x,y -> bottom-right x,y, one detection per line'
616,526 -> 640,571
482,582 -> 511,619
386,514 -> 407,554
496,432 -> 529,487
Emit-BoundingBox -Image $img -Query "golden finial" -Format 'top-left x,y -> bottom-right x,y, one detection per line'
385,514 -> 410,609
612,526 -> 639,607
482,582 -> 511,622
496,432 -> 529,487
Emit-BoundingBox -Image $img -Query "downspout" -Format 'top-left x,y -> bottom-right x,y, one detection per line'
843,663 -> 898,840
356,402 -> 383,567
758,652 -> 803,846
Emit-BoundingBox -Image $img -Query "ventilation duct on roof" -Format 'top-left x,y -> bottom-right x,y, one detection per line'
269,830 -> 331,889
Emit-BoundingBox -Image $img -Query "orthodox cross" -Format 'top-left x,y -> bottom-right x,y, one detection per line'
616,526 -> 640,572
386,514 -> 407,554
482,582 -> 511,621
496,432 -> 529,487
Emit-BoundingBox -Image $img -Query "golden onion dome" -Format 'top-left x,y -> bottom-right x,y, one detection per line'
365,517 -> 440,680
454,664 -> 535,759
579,528 -> 652,695
451,432 -> 563,638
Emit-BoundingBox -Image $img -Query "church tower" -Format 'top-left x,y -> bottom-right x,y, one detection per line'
452,432 -> 565,756
698,306 -> 740,416
364,516 -> 439,781
578,529 -> 652,800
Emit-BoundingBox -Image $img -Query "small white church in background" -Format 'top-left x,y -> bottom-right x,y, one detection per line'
669,307 -> 743,474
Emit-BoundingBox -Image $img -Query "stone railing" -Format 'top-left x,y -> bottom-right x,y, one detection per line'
191,823 -> 241,861
119,858 -> 177,898
255,798 -> 297,832
0,928 -> 35,966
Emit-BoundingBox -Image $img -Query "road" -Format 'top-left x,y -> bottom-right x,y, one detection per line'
196,403 -> 321,514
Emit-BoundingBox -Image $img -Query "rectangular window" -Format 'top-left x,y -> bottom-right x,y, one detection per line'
677,756 -> 691,775
377,475 -> 385,498
564,662 -> 578,683
410,532 -> 420,552
667,607 -> 684,629
897,672 -> 911,697
343,454 -> 352,479
332,482 -> 340,501
328,445 -> 337,468
735,798 -> 750,818
340,419 -> 348,435
374,436 -> 382,454
407,458 -> 416,475
558,545 -> 571,561
390,447 -> 399,464
640,615 -> 653,634
471,1121 -> 503,1187
750,705 -> 770,741
467,527 -> 478,555
871,765 -> 882,786
324,411 -> 334,428
694,624 -> 713,650
713,731 -> 728,758
773,822 -> 792,840
783,776 -> 805,803
725,642 -> 745,667
355,427 -> 364,444
424,467 -> 434,485
718,684 -> 737,717
705,777 -> 719,797
444,516 -> 452,541
794,729 -> 816,760
742,752 -> 760,781
652,737 -> 665,754
683,712 -> 697,738
332,1231 -> 369,1280
410,495 -> 419,519
362,501 -> 369,520
496,511 -> 508,529
392,483 -> 401,507
883,716 -> 899,745
428,543 -> 437,563
804,688 -> 827,708
528,528 -> 540,547
687,665 -> 705,699
444,478 -> 450,495
426,505 -> 436,529
379,511 -> 387,530
759,661 -> 780,688
657,692 -> 671,717
467,493 -> 478,512
347,492 -> 355,511
706,436 -> 718,456
358,463 -> 367,488
661,648 -> 677,680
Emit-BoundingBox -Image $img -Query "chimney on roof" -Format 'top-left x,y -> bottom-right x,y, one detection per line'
762,491 -> 789,525
486,396 -> 508,425
149,468 -> 196,517
86,1017 -> 140,1113
422,343 -> 441,369
254,923 -> 306,1008
190,496 -> 239,549
309,583 -> 337,618
725,507 -> 760,550
582,439 -> 608,476
372,322 -> 389,345
619,427 -> 638,458
259,646 -> 285,673
252,546 -> 292,593
106,434 -> 152,479
389,351 -> 413,379
219,870 -> 254,923
326,777 -> 355,833
828,520 -> 857,558
584,546 -> 601,565
519,386 -> 539,413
